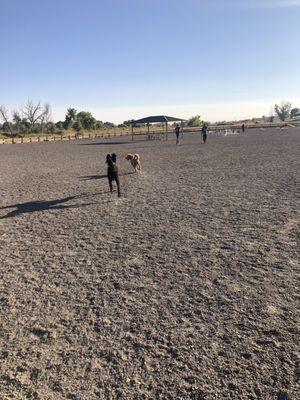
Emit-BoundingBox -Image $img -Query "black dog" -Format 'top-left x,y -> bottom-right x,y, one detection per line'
106,153 -> 121,197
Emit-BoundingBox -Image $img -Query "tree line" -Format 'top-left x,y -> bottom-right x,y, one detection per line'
1,100 -> 299,137
0,101 -> 124,137
0,101 -> 52,137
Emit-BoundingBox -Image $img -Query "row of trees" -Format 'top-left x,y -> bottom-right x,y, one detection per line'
1,99 -> 299,136
0,101 -> 52,136
59,108 -> 118,133
0,101 -> 120,137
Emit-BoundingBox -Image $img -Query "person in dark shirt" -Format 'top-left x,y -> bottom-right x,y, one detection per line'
175,125 -> 180,145
201,123 -> 208,144
242,123 -> 245,133
106,153 -> 121,197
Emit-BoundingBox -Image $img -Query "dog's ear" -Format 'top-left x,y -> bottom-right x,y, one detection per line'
111,153 -> 117,162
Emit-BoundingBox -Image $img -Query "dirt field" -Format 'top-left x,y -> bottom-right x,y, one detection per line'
0,128 -> 299,400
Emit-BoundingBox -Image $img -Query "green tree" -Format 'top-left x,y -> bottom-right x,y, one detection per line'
72,120 -> 83,133
13,111 -> 22,135
46,122 -> 57,134
95,120 -> 104,130
2,121 -> 11,133
56,121 -> 64,129
20,118 -> 31,134
103,121 -> 115,129
122,119 -> 134,126
64,108 -> 77,129
76,111 -> 96,130
188,115 -> 202,126
290,107 -> 300,119
274,101 -> 292,121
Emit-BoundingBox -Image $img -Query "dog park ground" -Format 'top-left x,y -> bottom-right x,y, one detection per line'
0,128 -> 299,399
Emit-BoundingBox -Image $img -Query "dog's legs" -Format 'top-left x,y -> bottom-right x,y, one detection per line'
108,179 -> 113,193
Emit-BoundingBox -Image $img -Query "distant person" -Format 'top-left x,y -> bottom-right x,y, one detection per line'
106,153 -> 121,197
175,124 -> 180,145
242,123 -> 245,133
201,123 -> 208,144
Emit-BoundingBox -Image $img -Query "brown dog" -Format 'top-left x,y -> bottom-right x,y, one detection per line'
126,153 -> 142,173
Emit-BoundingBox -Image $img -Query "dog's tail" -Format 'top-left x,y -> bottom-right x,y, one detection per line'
133,154 -> 139,161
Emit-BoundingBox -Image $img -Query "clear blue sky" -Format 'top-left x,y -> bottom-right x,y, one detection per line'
1,0 -> 300,122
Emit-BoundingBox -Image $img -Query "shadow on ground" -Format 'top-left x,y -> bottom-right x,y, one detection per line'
0,193 -> 104,219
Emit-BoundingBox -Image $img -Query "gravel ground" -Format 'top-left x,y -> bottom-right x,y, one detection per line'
0,128 -> 299,400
